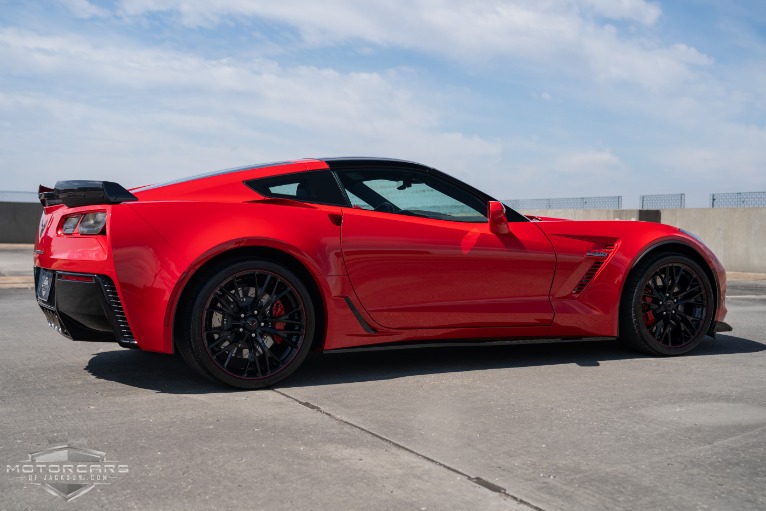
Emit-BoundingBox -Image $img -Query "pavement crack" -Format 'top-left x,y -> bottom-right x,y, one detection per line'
272,388 -> 545,511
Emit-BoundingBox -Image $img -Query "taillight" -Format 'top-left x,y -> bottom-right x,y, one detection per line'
78,212 -> 107,234
59,211 -> 107,235
62,215 -> 80,234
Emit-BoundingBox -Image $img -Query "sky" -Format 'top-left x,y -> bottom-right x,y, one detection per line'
1,0 -> 765,208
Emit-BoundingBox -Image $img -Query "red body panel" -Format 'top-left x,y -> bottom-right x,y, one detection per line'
33,159 -> 728,355
340,208 -> 555,328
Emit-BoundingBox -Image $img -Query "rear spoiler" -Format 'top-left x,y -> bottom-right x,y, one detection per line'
38,181 -> 138,208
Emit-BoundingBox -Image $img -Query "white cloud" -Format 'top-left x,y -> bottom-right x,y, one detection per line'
57,0 -> 110,18
657,123 -> 766,190
116,0 -> 710,90
0,28 -> 501,189
579,0 -> 661,25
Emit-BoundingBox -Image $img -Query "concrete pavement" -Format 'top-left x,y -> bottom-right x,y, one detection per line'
1,245 -> 764,510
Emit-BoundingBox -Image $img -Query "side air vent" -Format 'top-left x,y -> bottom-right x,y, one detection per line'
572,241 -> 617,294
100,277 -> 138,348
572,261 -> 605,294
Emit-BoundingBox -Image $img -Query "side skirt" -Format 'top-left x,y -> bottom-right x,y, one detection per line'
324,336 -> 617,354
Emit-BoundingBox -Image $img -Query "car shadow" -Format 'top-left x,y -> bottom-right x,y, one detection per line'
84,334 -> 765,394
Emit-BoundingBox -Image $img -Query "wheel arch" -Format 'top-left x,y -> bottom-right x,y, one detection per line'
171,244 -> 328,355
618,240 -> 720,336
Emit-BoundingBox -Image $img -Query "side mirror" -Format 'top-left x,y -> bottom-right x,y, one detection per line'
488,201 -> 509,235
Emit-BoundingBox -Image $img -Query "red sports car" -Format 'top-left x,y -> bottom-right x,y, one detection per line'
34,158 -> 731,388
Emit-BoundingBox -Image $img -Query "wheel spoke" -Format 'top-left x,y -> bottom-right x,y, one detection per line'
245,338 -> 262,377
675,314 -> 696,341
256,274 -> 271,301
208,333 -> 231,349
677,284 -> 702,300
223,344 -> 238,369
256,332 -> 283,367
677,310 -> 701,329
254,334 -> 271,373
660,319 -> 672,344
678,293 -> 704,305
214,339 -> 237,357
261,328 -> 300,348
205,307 -> 233,316
213,292 -> 239,315
270,318 -> 304,325
263,288 -> 291,309
218,287 -> 243,310
232,275 -> 246,302
646,279 -> 664,301
277,307 -> 302,318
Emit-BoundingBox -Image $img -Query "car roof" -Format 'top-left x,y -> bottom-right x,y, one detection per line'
132,157 -> 432,193
322,157 -> 432,171
129,157 -> 438,202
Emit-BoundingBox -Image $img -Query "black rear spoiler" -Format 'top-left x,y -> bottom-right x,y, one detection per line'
38,181 -> 138,208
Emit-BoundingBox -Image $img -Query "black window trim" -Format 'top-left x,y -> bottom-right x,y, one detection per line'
328,162 -> 529,223
244,169 -> 349,207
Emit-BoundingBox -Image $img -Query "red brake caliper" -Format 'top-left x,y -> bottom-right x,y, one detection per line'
271,300 -> 286,344
642,286 -> 656,327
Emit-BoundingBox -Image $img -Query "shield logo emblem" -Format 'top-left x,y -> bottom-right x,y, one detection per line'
28,445 -> 108,501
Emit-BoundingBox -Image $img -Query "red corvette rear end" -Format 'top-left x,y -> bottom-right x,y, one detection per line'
35,183 -> 141,348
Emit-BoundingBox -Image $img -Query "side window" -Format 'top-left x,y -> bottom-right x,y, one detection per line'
335,168 -> 487,222
245,170 -> 347,206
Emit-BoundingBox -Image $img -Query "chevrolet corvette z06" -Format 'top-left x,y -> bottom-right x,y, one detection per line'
34,158 -> 731,388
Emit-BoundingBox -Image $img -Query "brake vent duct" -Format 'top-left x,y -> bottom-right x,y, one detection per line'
101,277 -> 138,348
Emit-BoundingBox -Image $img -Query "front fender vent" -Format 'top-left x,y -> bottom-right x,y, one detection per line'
572,261 -> 605,294
571,242 -> 616,294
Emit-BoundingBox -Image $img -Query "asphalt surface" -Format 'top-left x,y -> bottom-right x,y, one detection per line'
1,246 -> 765,510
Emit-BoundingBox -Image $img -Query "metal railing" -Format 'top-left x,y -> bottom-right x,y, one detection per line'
640,193 -> 685,209
0,191 -> 39,203
504,196 -> 622,210
710,192 -> 766,208
2,189 -> 765,209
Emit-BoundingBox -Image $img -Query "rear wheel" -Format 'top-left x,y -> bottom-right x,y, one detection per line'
620,254 -> 714,355
178,260 -> 315,389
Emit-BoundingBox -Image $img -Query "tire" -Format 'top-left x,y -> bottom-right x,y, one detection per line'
177,260 -> 316,389
619,253 -> 714,356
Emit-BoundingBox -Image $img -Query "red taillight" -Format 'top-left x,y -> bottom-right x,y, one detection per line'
58,274 -> 95,283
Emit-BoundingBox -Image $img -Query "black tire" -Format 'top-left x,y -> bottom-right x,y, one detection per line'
619,253 -> 714,356
176,260 -> 316,389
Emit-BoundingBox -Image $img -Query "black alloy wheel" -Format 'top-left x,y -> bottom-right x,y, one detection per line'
179,260 -> 315,388
620,254 -> 714,355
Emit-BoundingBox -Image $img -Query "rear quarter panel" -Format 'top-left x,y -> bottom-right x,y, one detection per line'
111,201 -> 344,353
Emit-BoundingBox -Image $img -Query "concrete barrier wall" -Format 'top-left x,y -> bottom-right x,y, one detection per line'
523,208 -> 766,274
1,202 -> 763,272
0,202 -> 41,244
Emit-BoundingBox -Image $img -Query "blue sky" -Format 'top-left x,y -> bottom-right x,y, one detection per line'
1,0 -> 764,207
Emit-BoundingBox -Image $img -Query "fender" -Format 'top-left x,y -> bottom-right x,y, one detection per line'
620,235 -> 723,314
164,235 -> 338,343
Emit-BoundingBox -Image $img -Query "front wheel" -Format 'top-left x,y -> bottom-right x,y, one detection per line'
620,254 -> 714,356
178,260 -> 316,389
